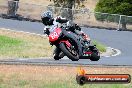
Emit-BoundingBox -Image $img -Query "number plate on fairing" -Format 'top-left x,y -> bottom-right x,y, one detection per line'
49,28 -> 62,42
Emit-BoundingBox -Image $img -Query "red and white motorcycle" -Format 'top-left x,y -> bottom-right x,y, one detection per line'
47,23 -> 100,61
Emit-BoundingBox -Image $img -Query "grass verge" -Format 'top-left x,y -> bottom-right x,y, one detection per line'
0,29 -> 106,59
0,65 -> 131,88
92,40 -> 106,52
0,35 -> 24,57
0,29 -> 52,59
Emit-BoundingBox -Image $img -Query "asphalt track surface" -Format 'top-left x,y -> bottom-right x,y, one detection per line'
0,18 -> 132,66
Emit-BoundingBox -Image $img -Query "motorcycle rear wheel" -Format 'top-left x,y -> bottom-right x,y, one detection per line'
90,49 -> 100,61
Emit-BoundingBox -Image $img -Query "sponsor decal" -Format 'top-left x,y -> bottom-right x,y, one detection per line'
76,67 -> 131,85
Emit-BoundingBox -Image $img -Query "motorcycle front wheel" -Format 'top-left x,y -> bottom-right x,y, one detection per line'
59,42 -> 79,61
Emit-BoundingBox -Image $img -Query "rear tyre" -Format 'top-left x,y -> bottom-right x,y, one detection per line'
59,43 -> 79,61
90,49 -> 100,61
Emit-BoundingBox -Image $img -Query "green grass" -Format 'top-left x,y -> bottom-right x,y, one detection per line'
0,30 -> 52,59
0,35 -> 23,50
92,40 -> 106,52
41,82 -> 131,88
0,35 -> 26,58
0,74 -> 29,88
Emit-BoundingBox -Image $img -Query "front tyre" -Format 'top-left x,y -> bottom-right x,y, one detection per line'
53,55 -> 61,60
59,43 -> 79,61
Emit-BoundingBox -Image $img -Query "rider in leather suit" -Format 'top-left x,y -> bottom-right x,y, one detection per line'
41,11 -> 90,60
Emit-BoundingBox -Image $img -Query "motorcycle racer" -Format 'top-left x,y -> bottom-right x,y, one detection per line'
41,11 -> 89,39
41,11 -> 90,60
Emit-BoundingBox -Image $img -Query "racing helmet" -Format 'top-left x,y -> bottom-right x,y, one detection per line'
41,11 -> 53,25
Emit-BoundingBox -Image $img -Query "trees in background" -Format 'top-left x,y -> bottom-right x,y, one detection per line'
50,0 -> 85,20
95,0 -> 132,30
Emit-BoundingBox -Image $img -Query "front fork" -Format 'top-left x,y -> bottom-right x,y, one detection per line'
62,30 -> 84,58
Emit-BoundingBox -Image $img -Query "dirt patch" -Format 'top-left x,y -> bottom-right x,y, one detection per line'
0,65 -> 131,88
0,65 -> 132,80
0,65 -> 132,81
20,0 -> 53,6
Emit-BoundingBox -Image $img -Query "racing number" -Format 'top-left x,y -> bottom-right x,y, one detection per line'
51,32 -> 58,39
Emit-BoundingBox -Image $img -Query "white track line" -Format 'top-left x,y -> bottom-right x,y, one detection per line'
0,28 -> 46,37
103,47 -> 121,57
111,48 -> 121,57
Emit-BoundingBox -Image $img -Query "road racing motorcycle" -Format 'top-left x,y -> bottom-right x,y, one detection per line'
48,24 -> 100,61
